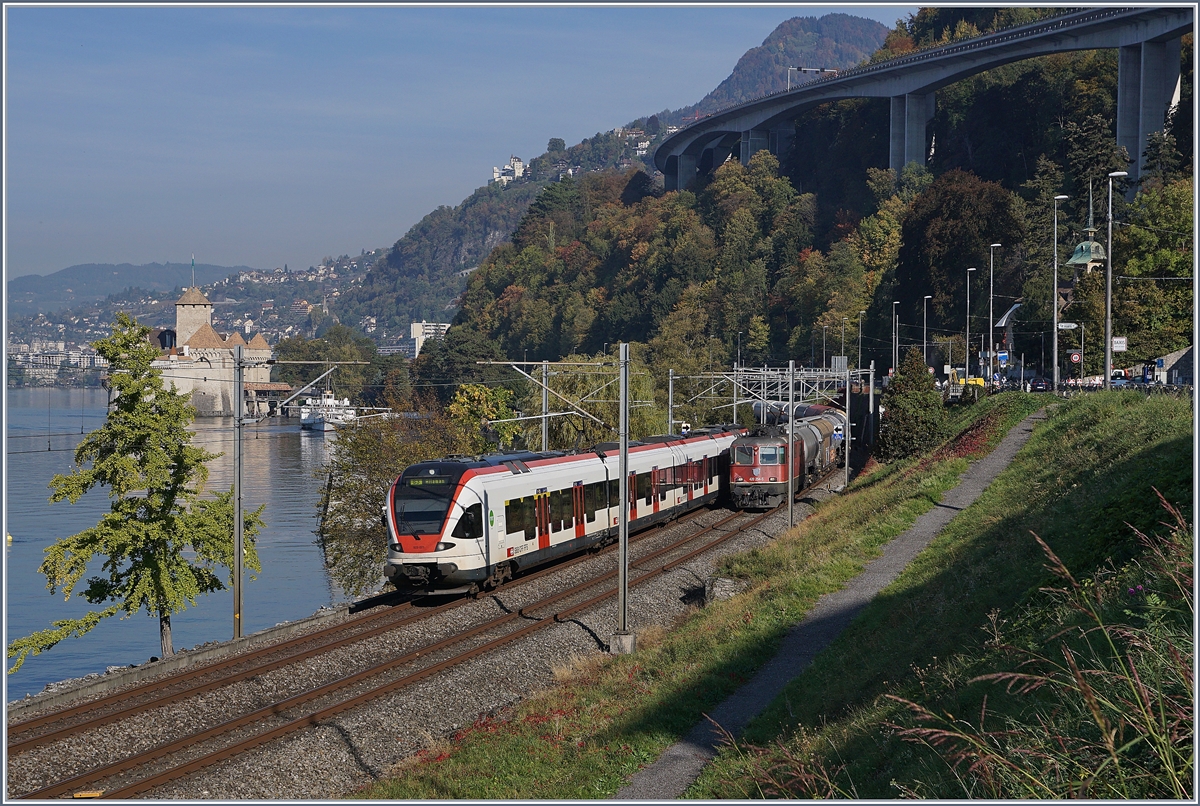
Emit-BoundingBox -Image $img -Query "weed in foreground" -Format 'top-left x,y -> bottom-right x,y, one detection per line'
885,491 -> 1193,799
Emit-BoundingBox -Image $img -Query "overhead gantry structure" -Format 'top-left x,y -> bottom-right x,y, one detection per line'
654,6 -> 1193,192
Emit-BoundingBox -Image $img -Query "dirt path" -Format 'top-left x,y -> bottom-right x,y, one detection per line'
615,408 -> 1049,799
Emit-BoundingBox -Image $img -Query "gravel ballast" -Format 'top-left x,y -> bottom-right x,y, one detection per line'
7,488 -> 834,800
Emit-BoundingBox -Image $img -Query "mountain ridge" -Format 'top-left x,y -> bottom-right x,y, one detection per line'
7,262 -> 256,318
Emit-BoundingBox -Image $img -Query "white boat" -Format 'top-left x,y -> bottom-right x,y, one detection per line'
300,390 -> 357,432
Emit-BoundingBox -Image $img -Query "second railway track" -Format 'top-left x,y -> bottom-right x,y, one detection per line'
8,473 -> 839,799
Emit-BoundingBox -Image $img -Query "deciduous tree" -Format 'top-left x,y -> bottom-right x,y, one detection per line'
7,313 -> 263,672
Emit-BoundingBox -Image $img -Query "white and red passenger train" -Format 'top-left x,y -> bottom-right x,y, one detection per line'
382,425 -> 744,593
729,405 -> 847,509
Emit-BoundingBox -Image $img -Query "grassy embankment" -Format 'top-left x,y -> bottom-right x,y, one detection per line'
693,390 -> 1192,798
352,392 -> 1190,799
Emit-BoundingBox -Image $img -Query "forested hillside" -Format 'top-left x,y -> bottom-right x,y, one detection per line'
333,12 -> 895,339
413,6 -> 1191,410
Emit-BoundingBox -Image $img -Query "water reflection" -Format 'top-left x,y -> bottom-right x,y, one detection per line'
4,388 -> 344,699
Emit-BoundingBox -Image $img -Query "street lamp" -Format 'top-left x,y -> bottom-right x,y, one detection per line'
1106,171 -> 1127,390
989,243 -> 1001,383
1052,194 -> 1068,390
923,295 -> 932,366
965,268 -> 977,380
822,325 -> 828,368
857,310 -> 866,369
841,317 -> 848,360
891,300 -> 899,373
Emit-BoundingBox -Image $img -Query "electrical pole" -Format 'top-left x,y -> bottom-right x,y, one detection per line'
787,360 -> 795,528
667,368 -> 674,434
612,343 -> 634,654
844,363 -> 851,490
541,360 -> 549,451
233,344 -> 244,640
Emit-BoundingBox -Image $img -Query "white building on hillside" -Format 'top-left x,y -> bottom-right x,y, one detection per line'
491,155 -> 525,185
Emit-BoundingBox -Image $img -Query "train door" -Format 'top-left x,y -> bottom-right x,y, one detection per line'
573,482 -> 585,539
628,472 -> 637,521
651,466 -> 661,515
535,489 -> 550,550
702,456 -> 710,496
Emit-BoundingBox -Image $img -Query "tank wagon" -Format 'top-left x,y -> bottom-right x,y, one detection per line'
729,407 -> 846,509
382,426 -> 744,594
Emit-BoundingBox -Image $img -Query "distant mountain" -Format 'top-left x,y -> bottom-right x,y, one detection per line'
6,262 -> 255,317
665,13 -> 890,123
332,13 -> 893,340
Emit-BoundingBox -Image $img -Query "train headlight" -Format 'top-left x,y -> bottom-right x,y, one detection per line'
389,542 -> 402,552
435,542 -> 456,552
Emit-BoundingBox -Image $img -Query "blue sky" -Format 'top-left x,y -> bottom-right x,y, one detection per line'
4,4 -> 915,278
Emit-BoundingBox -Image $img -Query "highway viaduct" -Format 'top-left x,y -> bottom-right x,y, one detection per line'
654,6 -> 1194,193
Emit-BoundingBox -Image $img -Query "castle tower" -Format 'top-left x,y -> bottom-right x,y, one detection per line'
174,287 -> 213,345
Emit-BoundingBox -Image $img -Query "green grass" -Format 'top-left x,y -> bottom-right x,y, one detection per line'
689,391 -> 1193,798
349,392 -> 1187,799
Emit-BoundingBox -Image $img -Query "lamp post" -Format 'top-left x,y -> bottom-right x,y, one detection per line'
965,267 -> 976,380
923,295 -> 932,366
841,317 -> 847,360
822,325 -> 828,369
857,310 -> 866,369
1106,171 -> 1127,390
1052,194 -> 1068,390
891,300 -> 899,374
989,243 -> 1001,383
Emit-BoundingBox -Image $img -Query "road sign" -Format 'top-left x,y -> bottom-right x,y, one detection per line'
1112,337 -> 1128,352
1058,322 -> 1079,330
1070,351 -> 1082,364
997,350 -> 1008,368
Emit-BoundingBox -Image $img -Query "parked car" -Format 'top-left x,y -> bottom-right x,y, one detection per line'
1029,377 -> 1051,392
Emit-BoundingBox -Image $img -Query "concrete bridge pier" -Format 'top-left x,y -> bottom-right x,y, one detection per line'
699,133 -> 741,175
889,93 -> 935,174
740,128 -> 770,165
1117,36 -> 1181,191
664,153 -> 697,192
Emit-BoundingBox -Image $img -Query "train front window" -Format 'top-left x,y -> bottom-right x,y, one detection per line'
393,476 -> 455,534
759,447 -> 780,465
733,446 -> 755,465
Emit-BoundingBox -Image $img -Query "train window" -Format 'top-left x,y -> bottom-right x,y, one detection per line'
608,478 -> 619,509
584,482 -> 602,523
452,503 -> 482,539
550,489 -> 572,532
733,446 -> 754,465
505,497 -> 536,541
780,447 -> 788,467
760,447 -> 779,465
636,472 -> 651,505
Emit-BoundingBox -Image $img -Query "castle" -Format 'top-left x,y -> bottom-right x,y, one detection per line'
153,287 -> 292,417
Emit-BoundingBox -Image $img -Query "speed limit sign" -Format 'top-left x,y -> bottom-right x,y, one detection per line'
1070,351 -> 1081,364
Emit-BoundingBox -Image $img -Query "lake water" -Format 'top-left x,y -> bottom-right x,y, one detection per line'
4,387 -> 350,700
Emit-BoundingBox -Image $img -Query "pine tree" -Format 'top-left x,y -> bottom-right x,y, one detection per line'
7,313 -> 264,672
876,347 -> 947,461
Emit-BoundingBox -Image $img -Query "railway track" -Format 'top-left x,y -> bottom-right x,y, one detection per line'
5,503 -> 713,756
10,474 -> 837,799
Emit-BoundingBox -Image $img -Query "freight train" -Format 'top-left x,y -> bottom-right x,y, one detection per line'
729,406 -> 846,509
382,425 -> 744,594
